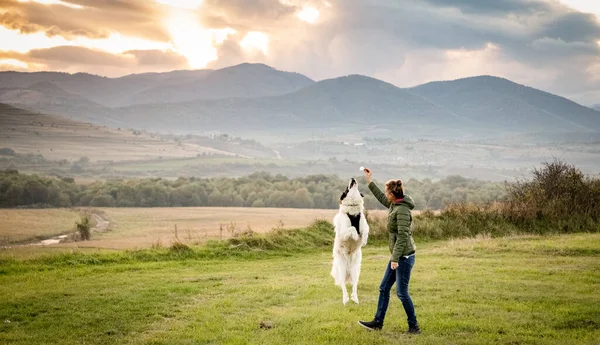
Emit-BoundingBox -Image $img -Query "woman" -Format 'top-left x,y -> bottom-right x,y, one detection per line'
358,168 -> 420,334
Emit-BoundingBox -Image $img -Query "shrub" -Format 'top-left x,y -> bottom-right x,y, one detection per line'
75,215 -> 91,241
413,160 -> 600,239
504,160 -> 599,231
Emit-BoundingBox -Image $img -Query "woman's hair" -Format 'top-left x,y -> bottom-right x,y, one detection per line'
385,179 -> 405,199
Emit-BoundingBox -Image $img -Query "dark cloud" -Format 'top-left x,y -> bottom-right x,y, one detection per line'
539,11 -> 600,42
421,0 -> 552,15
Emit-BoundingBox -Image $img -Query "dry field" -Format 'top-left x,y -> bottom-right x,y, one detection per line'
0,207 -> 437,252
0,209 -> 81,244
0,207 -> 336,250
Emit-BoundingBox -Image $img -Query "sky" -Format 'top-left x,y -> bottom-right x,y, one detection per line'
1,0 -> 600,105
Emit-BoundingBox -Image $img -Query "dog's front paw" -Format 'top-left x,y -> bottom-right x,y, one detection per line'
350,227 -> 360,240
351,293 -> 359,304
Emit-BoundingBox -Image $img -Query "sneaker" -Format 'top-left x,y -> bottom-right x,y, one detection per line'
407,323 -> 421,334
358,319 -> 383,331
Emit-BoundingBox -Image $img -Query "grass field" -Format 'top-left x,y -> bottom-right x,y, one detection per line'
0,232 -> 598,345
0,207 -> 336,250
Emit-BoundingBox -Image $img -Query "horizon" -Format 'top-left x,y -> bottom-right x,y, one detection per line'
1,0 -> 600,104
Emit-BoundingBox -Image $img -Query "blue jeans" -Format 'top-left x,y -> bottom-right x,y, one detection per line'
374,255 -> 418,326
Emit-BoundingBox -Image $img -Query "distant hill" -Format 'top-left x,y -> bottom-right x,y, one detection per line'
111,75 -> 474,138
0,103 -> 232,162
0,81 -> 110,124
410,76 -> 600,132
111,74 -> 599,139
0,63 -> 314,107
1,65 -> 598,139
129,63 -> 314,105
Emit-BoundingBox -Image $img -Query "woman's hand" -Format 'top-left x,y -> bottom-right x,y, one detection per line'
391,261 -> 398,270
364,168 -> 372,183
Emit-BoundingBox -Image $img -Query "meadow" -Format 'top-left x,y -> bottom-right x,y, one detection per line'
1,161 -> 598,344
0,230 -> 598,345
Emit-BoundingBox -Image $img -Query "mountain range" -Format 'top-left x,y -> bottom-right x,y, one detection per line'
1,63 -> 598,139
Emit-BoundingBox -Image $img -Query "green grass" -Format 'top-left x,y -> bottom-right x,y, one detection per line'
1,232 -> 599,345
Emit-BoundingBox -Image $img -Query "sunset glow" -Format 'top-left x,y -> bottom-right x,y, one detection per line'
0,58 -> 28,69
155,0 -> 204,10
17,0 -> 83,9
165,11 -> 218,68
240,32 -> 269,55
297,7 -> 320,23
0,26 -> 169,55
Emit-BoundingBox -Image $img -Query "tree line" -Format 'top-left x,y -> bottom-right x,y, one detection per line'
0,170 -> 506,210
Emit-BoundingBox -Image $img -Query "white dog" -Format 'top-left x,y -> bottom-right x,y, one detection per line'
331,178 -> 369,305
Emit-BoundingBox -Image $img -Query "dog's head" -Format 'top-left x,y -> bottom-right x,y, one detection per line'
340,178 -> 364,215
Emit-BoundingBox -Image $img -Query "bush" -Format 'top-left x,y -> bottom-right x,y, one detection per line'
411,160 -> 600,239
504,160 -> 599,231
76,215 -> 91,241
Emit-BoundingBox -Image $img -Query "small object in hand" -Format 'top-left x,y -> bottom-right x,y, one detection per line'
360,166 -> 365,171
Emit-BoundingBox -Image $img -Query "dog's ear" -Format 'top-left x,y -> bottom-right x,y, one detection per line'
340,187 -> 349,201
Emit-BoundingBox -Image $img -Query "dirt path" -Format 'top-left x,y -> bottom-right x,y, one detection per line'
91,213 -> 110,233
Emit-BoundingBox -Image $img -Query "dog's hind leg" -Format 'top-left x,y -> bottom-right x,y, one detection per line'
341,283 -> 349,305
332,256 -> 350,304
350,253 -> 362,304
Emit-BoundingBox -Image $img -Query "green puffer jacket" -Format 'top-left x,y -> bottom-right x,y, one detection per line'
368,181 -> 416,262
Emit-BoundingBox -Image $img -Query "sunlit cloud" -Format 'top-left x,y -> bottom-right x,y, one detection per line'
76,34 -> 170,55
240,31 -> 269,55
0,58 -> 28,69
297,7 -> 320,23
445,43 -> 500,60
17,0 -> 83,9
0,27 -> 170,55
557,0 -> 600,18
0,27 -> 71,53
214,28 -> 237,44
155,0 -> 204,10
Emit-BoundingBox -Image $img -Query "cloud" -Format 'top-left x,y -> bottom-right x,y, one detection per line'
200,0 -> 297,29
0,0 -> 169,41
421,0 -> 552,15
124,49 -> 188,67
1,46 -> 189,76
